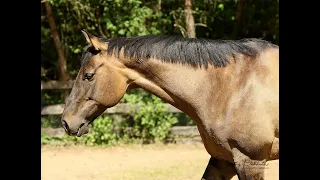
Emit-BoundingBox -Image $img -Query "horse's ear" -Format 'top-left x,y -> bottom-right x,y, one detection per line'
81,30 -> 107,51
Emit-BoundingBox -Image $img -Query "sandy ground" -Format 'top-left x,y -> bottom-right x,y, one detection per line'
41,144 -> 278,180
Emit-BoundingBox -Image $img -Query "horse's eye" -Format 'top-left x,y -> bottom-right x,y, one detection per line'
84,73 -> 94,80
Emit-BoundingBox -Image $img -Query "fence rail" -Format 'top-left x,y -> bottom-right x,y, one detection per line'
41,80 -> 74,90
41,103 -> 182,115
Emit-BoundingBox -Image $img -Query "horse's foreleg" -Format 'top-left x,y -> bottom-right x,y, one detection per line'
201,157 -> 238,180
231,148 -> 266,180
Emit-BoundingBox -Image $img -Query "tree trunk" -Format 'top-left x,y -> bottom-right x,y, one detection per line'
232,0 -> 246,39
45,2 -> 70,101
185,0 -> 196,38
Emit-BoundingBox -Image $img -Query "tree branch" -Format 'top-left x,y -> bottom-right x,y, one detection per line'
184,0 -> 196,38
194,23 -> 207,27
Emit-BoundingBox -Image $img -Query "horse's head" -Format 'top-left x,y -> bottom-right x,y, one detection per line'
61,31 -> 130,137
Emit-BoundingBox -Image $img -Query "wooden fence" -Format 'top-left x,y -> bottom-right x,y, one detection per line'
41,80 -> 74,90
41,103 -> 182,115
41,80 -> 201,144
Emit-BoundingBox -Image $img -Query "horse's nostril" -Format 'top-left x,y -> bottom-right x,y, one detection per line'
78,123 -> 85,131
62,120 -> 70,133
79,123 -> 85,129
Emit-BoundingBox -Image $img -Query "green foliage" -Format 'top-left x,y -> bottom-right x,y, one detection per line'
122,93 -> 178,143
80,115 -> 119,146
41,134 -> 52,145
41,90 -> 65,106
41,0 -> 172,80
41,115 -> 61,128
134,97 -> 178,142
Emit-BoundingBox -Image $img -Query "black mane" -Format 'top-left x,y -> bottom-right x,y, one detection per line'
89,35 -> 277,68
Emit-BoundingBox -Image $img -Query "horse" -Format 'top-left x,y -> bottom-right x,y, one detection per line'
61,30 -> 279,180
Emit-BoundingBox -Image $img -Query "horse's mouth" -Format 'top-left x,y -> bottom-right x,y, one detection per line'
68,116 -> 98,137
76,123 -> 89,137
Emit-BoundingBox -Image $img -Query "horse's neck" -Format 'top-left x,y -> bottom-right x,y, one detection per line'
130,59 -> 211,122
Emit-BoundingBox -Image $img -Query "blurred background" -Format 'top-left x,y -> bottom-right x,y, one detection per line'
41,0 -> 278,179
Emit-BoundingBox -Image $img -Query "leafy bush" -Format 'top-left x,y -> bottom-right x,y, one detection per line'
80,115 -> 119,146
122,93 -> 178,143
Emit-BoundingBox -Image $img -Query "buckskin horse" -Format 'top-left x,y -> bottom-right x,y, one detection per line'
61,30 -> 279,180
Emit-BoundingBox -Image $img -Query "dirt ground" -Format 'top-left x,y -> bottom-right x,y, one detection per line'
41,144 -> 278,180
